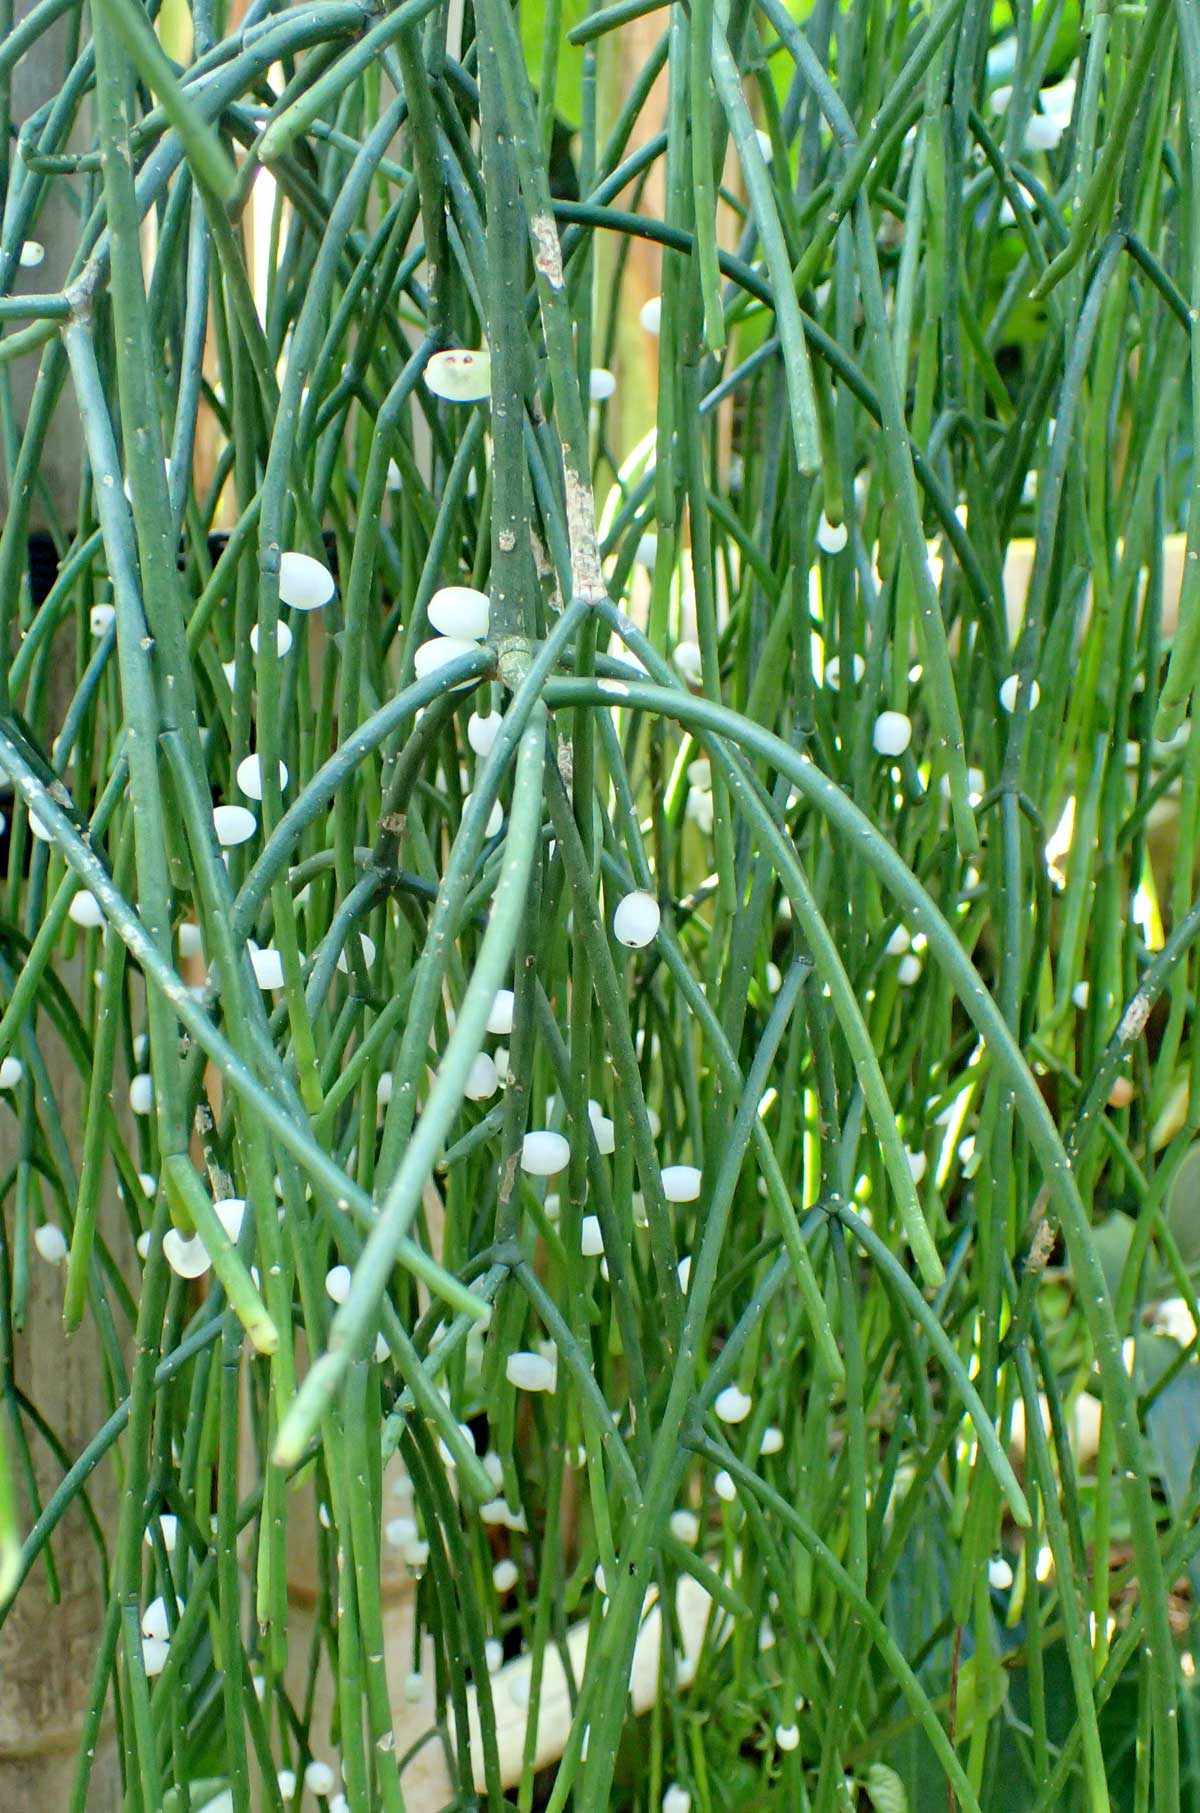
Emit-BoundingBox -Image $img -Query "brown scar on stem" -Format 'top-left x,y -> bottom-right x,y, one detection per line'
1025,1211 -> 1056,1279
498,1149 -> 520,1202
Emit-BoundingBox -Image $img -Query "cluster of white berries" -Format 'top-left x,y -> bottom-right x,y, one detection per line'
162,1199 -> 245,1281
686,757 -> 714,835
415,582 -> 492,683
140,1593 -> 183,1676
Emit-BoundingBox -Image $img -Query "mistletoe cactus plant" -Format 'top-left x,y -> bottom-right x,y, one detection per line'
1,0 -> 1200,1806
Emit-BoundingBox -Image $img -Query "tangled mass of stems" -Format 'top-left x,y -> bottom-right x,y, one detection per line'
3,0 -> 1200,1803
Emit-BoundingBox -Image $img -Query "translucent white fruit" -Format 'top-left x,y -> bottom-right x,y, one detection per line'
663,1785 -> 692,1813
18,239 -> 45,268
468,710 -> 502,756
613,890 -> 660,948
249,620 -> 293,658
27,809 -> 52,842
686,787 -> 714,834
521,1130 -> 569,1176
90,603 -> 115,636
376,1070 -> 393,1106
636,533 -> 658,570
69,890 -> 104,928
999,672 -> 1040,713
640,295 -> 662,335
428,585 -> 490,641
337,933 -> 376,973
277,1772 -> 297,1800
817,513 -> 849,553
235,754 -> 288,801
142,1636 -> 170,1677
304,1762 -> 336,1796
714,1469 -> 736,1502
136,1232 -> 153,1259
414,636 -> 482,682
906,1148 -> 927,1184
823,654 -> 865,691
588,1103 -> 615,1155
669,1509 -> 700,1544
163,1230 -> 211,1279
485,1638 -> 504,1672
34,1223 -> 68,1264
589,368 -> 617,402
385,1515 -> 418,1548
129,1073 -> 154,1115
581,1215 -> 604,1257
897,953 -> 922,986
214,1198 -> 245,1242
178,922 -> 203,958
487,989 -> 515,1035
760,1425 -> 784,1455
988,1554 -> 1014,1591
775,1724 -> 800,1752
212,804 -> 256,846
505,1350 -> 556,1392
0,1057 -> 23,1091
714,1384 -> 752,1424
885,925 -> 910,956
463,791 -> 504,838
278,551 -> 335,610
464,1053 -> 499,1101
144,1514 -> 178,1554
1023,113 -> 1065,149
248,945 -> 285,990
672,640 -> 703,681
1072,981 -> 1089,1009
661,1164 -> 702,1202
325,1264 -> 351,1304
387,458 -> 403,491
492,1558 -> 519,1592
872,710 -> 912,757
424,347 -> 492,402
766,962 -> 782,995
677,1255 -> 691,1291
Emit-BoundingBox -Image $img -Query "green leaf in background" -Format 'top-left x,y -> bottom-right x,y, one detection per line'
864,1761 -> 910,1813
523,0 -> 589,129
1166,1142 -> 1200,1280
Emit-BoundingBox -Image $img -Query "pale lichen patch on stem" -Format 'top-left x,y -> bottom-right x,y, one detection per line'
531,213 -> 565,289
563,466 -> 607,605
